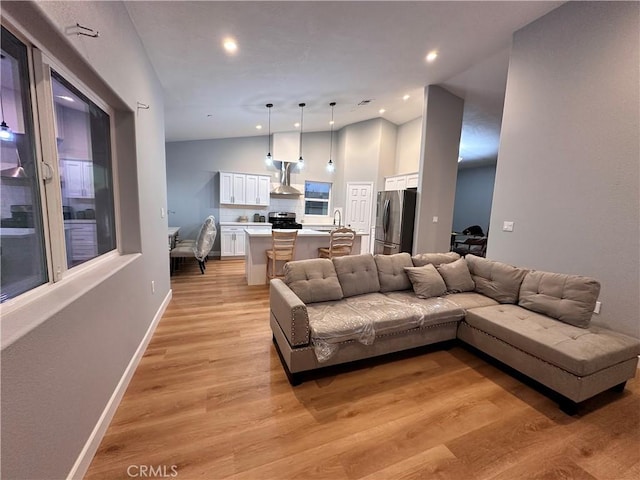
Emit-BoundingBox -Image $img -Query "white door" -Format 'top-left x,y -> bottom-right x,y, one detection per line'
345,182 -> 374,253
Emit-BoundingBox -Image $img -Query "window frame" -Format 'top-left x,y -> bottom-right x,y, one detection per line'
303,180 -> 332,218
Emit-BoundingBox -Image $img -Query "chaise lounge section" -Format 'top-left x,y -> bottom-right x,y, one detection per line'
269,252 -> 640,412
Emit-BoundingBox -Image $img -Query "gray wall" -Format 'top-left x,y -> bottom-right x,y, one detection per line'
488,1 -> 639,338
395,116 -> 422,174
452,164 -> 496,234
414,85 -> 464,253
2,2 -> 169,479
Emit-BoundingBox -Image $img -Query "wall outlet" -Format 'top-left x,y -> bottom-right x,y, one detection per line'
151,280 -> 155,294
502,221 -> 514,232
594,301 -> 601,314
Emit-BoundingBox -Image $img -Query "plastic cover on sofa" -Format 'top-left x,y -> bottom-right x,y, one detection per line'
307,293 -> 464,362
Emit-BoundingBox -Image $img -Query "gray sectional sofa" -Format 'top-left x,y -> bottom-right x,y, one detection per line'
269,252 -> 640,412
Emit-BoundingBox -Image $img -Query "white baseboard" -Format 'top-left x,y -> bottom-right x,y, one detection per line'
66,289 -> 173,480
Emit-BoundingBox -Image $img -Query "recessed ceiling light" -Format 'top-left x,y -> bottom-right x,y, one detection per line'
426,51 -> 438,63
403,94 -> 410,101
329,120 -> 335,125
56,95 -> 74,103
256,125 -> 262,130
294,122 -> 300,128
223,38 -> 238,54
379,108 -> 386,114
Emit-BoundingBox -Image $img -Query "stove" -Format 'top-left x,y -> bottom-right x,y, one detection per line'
268,211 -> 303,230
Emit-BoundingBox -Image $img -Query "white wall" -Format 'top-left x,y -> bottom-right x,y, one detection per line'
488,1 -> 639,338
395,117 -> 422,174
1,2 -> 169,479
452,164 -> 496,234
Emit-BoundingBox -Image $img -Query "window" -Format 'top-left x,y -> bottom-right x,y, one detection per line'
0,27 -> 48,302
304,181 -> 331,216
0,25 -> 117,303
52,72 -> 116,268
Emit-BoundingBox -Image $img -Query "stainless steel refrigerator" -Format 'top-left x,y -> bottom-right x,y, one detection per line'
374,189 -> 417,255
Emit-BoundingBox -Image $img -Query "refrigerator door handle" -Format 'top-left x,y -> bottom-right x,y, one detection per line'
383,199 -> 390,234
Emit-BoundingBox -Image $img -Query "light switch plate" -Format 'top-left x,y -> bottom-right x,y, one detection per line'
502,221 -> 514,232
432,216 -> 439,223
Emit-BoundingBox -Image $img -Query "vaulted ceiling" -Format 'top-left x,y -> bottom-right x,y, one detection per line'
124,1 -> 563,164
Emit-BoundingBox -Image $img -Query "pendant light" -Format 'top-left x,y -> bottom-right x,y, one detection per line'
265,103 -> 273,165
297,102 -> 305,170
0,87 -> 14,142
327,102 -> 336,172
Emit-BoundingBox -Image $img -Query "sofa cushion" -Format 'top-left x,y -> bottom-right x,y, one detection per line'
464,305 -> 640,377
445,292 -> 499,310
436,258 -> 475,293
404,264 -> 447,299
383,291 -> 466,327
333,254 -> 381,298
412,251 -> 460,267
465,254 -> 528,304
518,271 -> 600,328
284,258 -> 343,304
374,253 -> 413,292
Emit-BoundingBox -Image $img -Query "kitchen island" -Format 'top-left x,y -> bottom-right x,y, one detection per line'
245,228 -> 362,285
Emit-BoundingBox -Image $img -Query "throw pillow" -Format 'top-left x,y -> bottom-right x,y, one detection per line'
436,258 -> 475,293
411,251 -> 460,267
404,264 -> 447,299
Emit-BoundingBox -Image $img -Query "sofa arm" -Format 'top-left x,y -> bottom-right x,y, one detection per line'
270,279 -> 310,347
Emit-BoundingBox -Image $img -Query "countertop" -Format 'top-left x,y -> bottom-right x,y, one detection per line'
245,228 -> 363,237
220,221 -> 271,227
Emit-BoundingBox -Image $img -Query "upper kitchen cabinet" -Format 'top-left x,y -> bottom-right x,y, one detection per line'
55,105 -> 92,160
384,172 -> 419,191
220,171 -> 270,206
61,159 -> 94,198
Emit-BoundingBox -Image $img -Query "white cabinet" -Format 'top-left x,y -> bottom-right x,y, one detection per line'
406,173 -> 419,188
220,171 -> 270,206
384,172 -> 418,191
220,226 -> 246,257
62,159 -> 94,198
245,174 -> 270,206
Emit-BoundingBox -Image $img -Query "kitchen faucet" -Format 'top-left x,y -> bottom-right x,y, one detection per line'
333,209 -> 342,227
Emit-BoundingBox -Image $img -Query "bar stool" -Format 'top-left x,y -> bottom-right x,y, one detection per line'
318,227 -> 356,259
266,230 -> 298,282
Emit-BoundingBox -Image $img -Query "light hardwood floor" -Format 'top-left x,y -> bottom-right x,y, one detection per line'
85,259 -> 640,480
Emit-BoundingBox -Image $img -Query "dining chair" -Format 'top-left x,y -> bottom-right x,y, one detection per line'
170,215 -> 217,274
266,230 -> 298,282
318,227 -> 356,259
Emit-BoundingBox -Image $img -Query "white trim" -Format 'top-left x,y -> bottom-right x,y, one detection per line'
65,288 -> 173,480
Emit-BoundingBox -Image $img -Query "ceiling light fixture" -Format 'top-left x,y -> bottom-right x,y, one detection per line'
223,38 -> 238,54
379,108 -> 386,114
402,94 -> 410,101
265,103 -> 273,165
426,51 -> 438,63
256,125 -> 262,130
297,103 -> 305,169
327,102 -> 336,173
56,95 -> 75,103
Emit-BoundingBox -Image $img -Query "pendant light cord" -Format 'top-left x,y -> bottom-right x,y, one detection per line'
298,103 -> 305,161
329,102 -> 335,161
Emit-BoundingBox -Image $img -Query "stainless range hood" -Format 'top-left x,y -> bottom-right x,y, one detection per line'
271,161 -> 302,196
